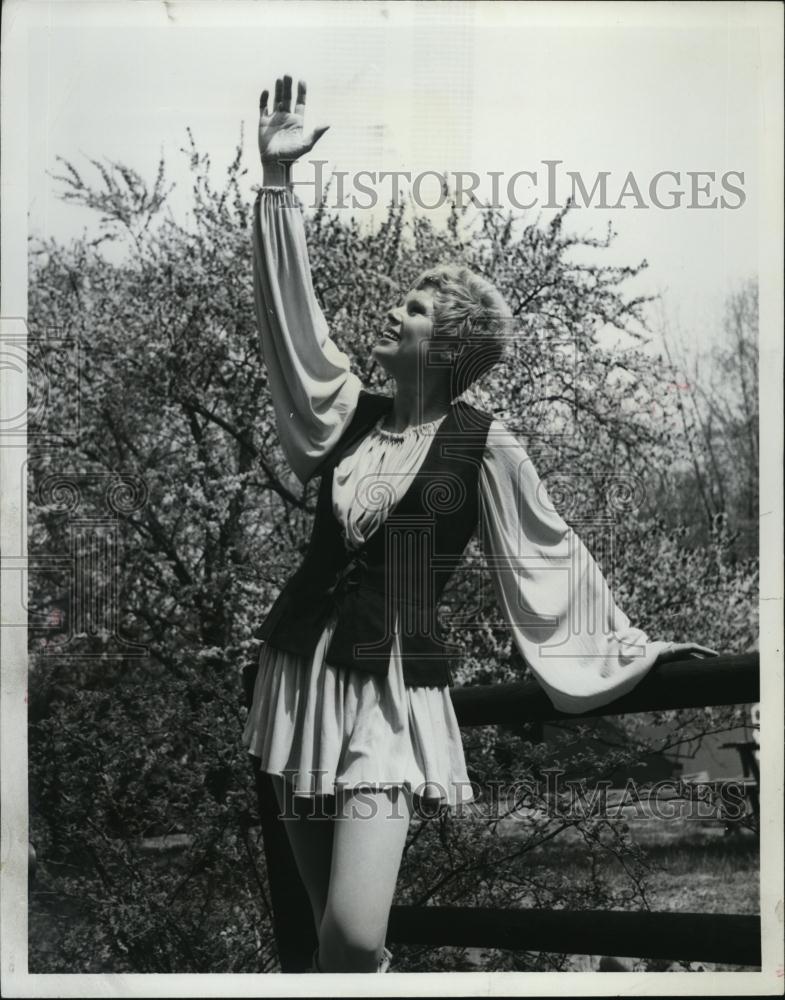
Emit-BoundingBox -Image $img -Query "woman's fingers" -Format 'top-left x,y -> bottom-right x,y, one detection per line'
656,642 -> 721,666
263,74 -> 307,126
295,79 -> 307,115
681,643 -> 719,658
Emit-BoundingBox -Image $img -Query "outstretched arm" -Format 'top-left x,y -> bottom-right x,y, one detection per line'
478,422 -> 716,714
253,75 -> 362,485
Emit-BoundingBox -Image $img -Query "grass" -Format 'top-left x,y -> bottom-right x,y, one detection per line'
516,816 -> 760,913
521,816 -> 760,972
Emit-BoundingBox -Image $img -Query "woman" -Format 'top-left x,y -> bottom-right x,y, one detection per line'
242,75 -> 714,974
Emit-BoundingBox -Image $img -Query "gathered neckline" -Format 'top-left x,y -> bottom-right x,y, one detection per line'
373,412 -> 449,442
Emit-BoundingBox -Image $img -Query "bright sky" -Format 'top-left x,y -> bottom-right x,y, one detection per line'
21,0 -> 772,350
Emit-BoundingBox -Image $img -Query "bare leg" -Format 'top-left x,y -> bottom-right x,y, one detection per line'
270,772 -> 335,932
318,784 -> 412,973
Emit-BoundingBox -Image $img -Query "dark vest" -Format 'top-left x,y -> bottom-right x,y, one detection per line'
256,390 -> 494,687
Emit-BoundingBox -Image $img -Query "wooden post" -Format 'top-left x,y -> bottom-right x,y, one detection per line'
252,760 -> 318,972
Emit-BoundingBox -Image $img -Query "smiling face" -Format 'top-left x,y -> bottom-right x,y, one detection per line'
373,266 -> 512,399
372,286 -> 443,380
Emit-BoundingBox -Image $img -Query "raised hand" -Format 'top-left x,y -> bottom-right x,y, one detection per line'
258,75 -> 329,174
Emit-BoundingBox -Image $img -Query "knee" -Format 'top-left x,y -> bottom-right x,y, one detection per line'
319,910 -> 384,972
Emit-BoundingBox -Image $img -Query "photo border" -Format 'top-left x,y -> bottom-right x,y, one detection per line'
2,1 -> 782,996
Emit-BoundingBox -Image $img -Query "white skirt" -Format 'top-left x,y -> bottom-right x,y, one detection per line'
242,612 -> 476,809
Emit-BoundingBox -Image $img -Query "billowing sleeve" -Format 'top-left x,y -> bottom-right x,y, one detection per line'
478,419 -> 672,714
252,187 -> 363,484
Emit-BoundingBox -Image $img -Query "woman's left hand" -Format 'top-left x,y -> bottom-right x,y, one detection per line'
656,642 -> 720,664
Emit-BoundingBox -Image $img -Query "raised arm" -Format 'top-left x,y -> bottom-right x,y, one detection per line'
254,75 -> 362,485
477,421 -> 715,713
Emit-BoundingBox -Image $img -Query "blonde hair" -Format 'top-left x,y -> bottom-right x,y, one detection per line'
412,264 -> 512,396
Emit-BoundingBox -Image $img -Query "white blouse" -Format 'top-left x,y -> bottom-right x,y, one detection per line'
252,187 -> 672,714
331,411 -> 450,550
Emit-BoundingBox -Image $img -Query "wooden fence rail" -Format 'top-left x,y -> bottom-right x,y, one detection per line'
386,908 -> 761,967
254,652 -> 761,972
450,652 -> 759,725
